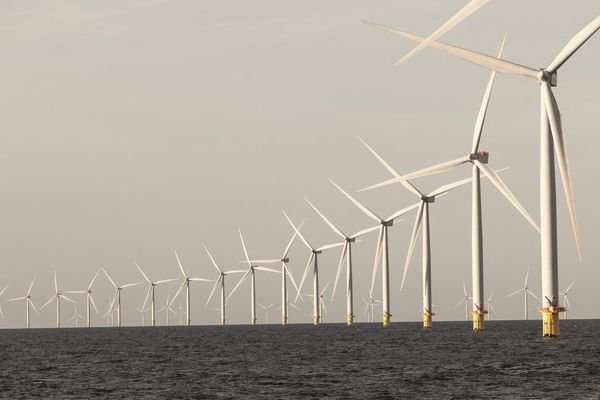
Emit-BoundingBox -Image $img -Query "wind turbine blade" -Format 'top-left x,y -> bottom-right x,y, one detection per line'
463,281 -> 468,297
321,281 -> 331,297
141,286 -> 152,311
524,267 -> 530,287
238,229 -> 253,265
89,294 -> 99,314
254,266 -> 281,274
506,288 -> 524,297
64,290 -> 86,294
472,34 -> 506,153
226,269 -> 251,302
189,278 -> 214,282
404,156 -> 472,181
135,263 -> 152,284
542,84 -> 582,261
400,202 -> 424,290
289,302 -> 301,311
102,268 -> 118,288
385,202 -> 421,222
306,198 -> 346,239
246,259 -> 281,264
224,270 -> 248,274
54,271 -> 58,294
364,20 -> 538,78
284,263 -> 303,302
282,220 -> 303,259
393,0 -> 489,66
564,296 -> 571,310
88,269 -> 101,291
155,278 -> 178,285
59,295 -> 76,304
27,276 -> 36,296
120,282 -> 142,289
357,137 -> 422,197
331,243 -> 348,302
370,227 -> 384,297
205,276 -> 221,307
173,250 -> 188,279
565,280 -> 576,294
487,291 -> 495,302
350,225 -> 380,239
202,242 -> 223,274
8,297 -> 26,301
454,299 -> 466,309
282,211 -> 314,251
527,289 -> 541,303
296,253 -> 314,302
41,296 -> 55,310
29,299 -> 39,315
170,280 -> 186,305
474,160 -> 541,233
427,176 -> 473,198
329,179 -> 381,222
547,14 -> 600,73
316,242 -> 345,252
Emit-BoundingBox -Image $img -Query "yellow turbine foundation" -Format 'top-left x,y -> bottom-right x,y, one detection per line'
472,310 -> 487,332
313,315 -> 320,325
281,316 -> 288,326
220,319 -> 225,326
251,317 -> 257,326
422,312 -> 433,329
540,307 -> 564,337
383,312 -> 391,327
346,314 -> 354,326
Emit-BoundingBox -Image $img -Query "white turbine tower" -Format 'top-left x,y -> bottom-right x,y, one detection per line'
364,11 -> 599,337
8,277 -> 39,329
203,243 -> 247,326
258,302 -> 276,324
305,198 -> 380,326
64,269 -> 101,328
136,263 -> 177,327
506,268 -> 540,321
304,282 -> 331,323
454,282 -> 473,321
157,294 -> 176,326
329,179 -> 419,327
103,268 -> 142,328
236,225 -> 303,326
70,304 -> 85,328
283,212 -> 345,325
559,281 -> 575,320
41,271 -> 77,328
170,251 -> 214,326
227,230 -> 282,325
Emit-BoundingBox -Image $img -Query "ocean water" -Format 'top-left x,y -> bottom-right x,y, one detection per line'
1,320 -> 599,399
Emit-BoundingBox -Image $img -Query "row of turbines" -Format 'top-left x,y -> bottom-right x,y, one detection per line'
1,2 -> 597,337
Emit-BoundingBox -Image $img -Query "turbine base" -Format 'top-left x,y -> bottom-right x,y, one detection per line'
383,312 -> 391,327
281,316 -> 288,326
472,310 -> 487,331
422,311 -> 433,329
312,315 -> 321,325
251,317 -> 257,326
220,319 -> 225,326
540,307 -> 564,337
346,314 -> 354,326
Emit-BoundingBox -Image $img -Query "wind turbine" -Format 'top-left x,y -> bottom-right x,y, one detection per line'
454,282 -> 473,321
559,281 -> 575,320
304,282 -> 331,323
233,224 -> 303,326
70,304 -> 85,328
487,291 -> 496,321
135,263 -> 177,327
356,139 -> 494,329
305,198 -> 380,326
506,268 -> 540,320
329,179 -> 419,327
157,294 -> 176,326
102,297 -> 114,327
64,269 -> 101,328
170,251 -> 214,326
203,243 -> 246,326
135,306 -> 151,326
40,271 -> 77,328
362,296 -> 382,323
283,212 -> 345,325
8,277 -> 39,329
102,268 -> 142,328
227,230 -> 282,325
364,11 -> 599,337
258,302 -> 276,324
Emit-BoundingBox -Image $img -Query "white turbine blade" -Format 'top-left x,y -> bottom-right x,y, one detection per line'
89,294 -> 99,314
173,250 -> 188,279
296,253 -> 314,302
141,285 -> 152,311
472,34 -> 506,153
155,278 -> 178,285
363,21 -> 538,79
565,280 -> 576,294
282,220 -> 303,259
135,263 -> 152,284
246,259 -> 281,264
238,229 -> 253,265
27,276 -> 36,296
329,179 -> 381,222
316,242 -> 345,252
88,269 -> 101,291
393,0 -> 489,66
64,290 -> 86,294
474,160 -> 540,233
121,282 -> 142,289
357,137 -> 422,197
289,302 -> 301,311
224,269 -> 248,274
170,280 -> 187,304
59,295 -> 76,304
284,263 -> 303,302
306,198 -> 346,239
54,271 -> 58,294
102,268 -> 118,288
524,267 -> 530,287
487,291 -> 495,303
400,156 -> 471,181
400,202 -> 424,290
542,85 -> 582,260
385,202 -> 421,222
41,296 -> 55,310
109,290 -> 118,312
369,227 -> 384,297
282,211 -> 314,251
29,299 -> 40,315
463,281 -> 468,297
320,281 -> 331,297
331,243 -> 348,302
350,225 -> 380,239
547,14 -> 600,73
202,242 -> 223,274
488,303 -> 495,313
506,288 -> 524,297
205,276 -> 222,307
454,298 -> 466,309
254,266 -> 281,274
189,278 -> 214,282
527,289 -> 541,303
427,176 -> 472,198
8,296 -> 26,301
226,269 -> 251,302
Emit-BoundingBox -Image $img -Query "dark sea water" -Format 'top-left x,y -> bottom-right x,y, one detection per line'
1,320 -> 599,399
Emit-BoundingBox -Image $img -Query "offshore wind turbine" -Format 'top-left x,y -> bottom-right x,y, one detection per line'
103,268 -> 142,328
258,302 -> 276,324
236,224 -> 303,326
304,282 -> 331,323
283,212 -> 345,325
305,198 -> 380,326
364,12 -> 600,337
559,281 -> 575,320
454,282 -> 473,321
203,243 -> 246,326
136,263 -> 177,327
362,296 -> 382,323
157,294 -> 176,326
506,268 -> 540,321
64,269 -> 101,328
227,230 -> 282,325
330,179 -> 419,327
40,271 -> 77,328
70,304 -> 85,328
8,277 -> 39,329
171,251 -> 214,326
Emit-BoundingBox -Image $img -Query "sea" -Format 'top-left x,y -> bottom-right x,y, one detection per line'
0,320 -> 598,399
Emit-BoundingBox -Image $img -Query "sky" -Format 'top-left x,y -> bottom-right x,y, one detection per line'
0,0 -> 598,328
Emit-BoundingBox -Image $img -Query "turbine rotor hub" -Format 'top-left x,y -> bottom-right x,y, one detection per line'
469,151 -> 489,164
537,69 -> 557,87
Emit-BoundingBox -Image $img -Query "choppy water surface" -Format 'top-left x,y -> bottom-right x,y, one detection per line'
1,320 -> 599,399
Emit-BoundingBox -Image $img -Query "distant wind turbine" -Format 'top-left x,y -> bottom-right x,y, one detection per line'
454,282 -> 472,321
64,269 -> 101,328
40,271 -> 77,328
170,251 -> 214,326
135,263 -> 177,327
506,268 -> 540,320
103,268 -> 142,327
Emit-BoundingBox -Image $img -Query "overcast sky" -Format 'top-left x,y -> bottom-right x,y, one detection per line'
0,0 -> 598,328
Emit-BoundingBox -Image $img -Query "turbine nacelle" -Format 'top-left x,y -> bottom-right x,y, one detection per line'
537,69 -> 557,87
469,151 -> 489,164
421,195 -> 435,203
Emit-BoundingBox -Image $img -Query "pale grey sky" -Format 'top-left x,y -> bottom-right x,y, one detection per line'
0,1 -> 598,327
